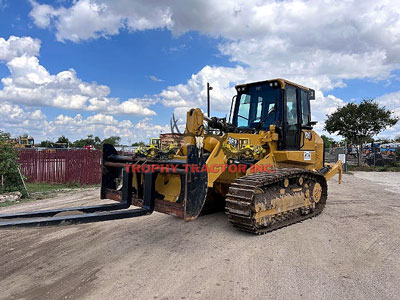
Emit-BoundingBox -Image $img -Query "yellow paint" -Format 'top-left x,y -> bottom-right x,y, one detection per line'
324,161 -> 343,183
178,108 -> 205,156
255,192 -> 308,219
155,173 -> 182,202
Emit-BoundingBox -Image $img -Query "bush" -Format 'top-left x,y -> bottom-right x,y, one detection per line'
0,131 -> 27,197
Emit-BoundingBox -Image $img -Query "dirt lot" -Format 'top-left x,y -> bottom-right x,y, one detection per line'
1,172 -> 399,300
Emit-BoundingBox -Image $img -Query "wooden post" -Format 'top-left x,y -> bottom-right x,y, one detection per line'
17,166 -> 29,197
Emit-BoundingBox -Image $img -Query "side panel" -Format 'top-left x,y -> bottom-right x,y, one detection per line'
274,151 -> 316,168
300,130 -> 316,150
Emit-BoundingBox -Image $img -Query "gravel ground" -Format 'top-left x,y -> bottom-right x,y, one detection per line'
0,172 -> 399,300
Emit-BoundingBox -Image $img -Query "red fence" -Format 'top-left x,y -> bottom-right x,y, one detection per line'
18,149 -> 102,185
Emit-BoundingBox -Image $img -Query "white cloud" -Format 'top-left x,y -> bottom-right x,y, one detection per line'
23,0 -> 400,138
160,65 -> 247,117
0,102 -> 166,143
148,75 -> 164,82
29,0 -> 173,42
134,118 -> 170,136
0,36 -> 156,116
28,0 -> 400,90
86,97 -> 156,116
0,102 -> 50,138
375,92 -> 400,138
308,91 -> 400,139
376,91 -> 400,118
0,36 -> 41,61
29,0 -> 61,28
309,92 -> 345,136
46,113 -> 167,143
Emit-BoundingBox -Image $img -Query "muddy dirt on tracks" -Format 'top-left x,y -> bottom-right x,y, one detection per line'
0,173 -> 399,300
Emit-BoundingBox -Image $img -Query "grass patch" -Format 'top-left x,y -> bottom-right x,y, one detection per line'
25,182 -> 75,193
24,182 -> 98,193
0,182 -> 99,208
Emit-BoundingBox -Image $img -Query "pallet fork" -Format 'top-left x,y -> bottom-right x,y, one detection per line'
0,144 -> 207,228
0,169 -> 155,228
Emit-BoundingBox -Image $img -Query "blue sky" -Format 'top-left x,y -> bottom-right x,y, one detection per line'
0,0 -> 399,143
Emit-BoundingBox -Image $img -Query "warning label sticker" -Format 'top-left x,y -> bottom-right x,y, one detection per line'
304,151 -> 312,161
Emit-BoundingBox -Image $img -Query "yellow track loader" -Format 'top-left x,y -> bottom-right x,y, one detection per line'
0,79 -> 342,234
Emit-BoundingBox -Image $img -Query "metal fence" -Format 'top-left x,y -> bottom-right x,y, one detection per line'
18,149 -> 102,185
325,145 -> 400,168
324,146 -> 353,172
324,146 -> 353,164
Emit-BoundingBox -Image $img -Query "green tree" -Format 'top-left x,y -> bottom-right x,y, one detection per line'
56,135 -> 70,144
321,135 -> 336,148
94,136 -> 101,147
40,140 -> 54,148
73,135 -> 102,149
0,131 -> 26,196
72,138 -> 86,148
131,141 -> 145,147
102,136 -> 121,146
324,100 -> 398,165
87,135 -> 102,149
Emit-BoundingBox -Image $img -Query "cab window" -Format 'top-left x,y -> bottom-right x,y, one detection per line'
286,86 -> 297,125
300,90 -> 310,126
237,94 -> 251,127
256,97 -> 263,120
234,83 -> 280,129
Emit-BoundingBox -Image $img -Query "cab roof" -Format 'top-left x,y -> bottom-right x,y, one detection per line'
235,78 -> 311,91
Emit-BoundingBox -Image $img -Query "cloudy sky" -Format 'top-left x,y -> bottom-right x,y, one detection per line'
0,0 -> 399,144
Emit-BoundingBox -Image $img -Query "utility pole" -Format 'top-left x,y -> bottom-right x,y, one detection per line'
344,141 -> 348,173
207,82 -> 213,117
372,139 -> 376,166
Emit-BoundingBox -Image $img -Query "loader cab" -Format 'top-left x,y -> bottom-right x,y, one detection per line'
233,81 -> 283,131
233,79 -> 315,150
149,138 -> 161,149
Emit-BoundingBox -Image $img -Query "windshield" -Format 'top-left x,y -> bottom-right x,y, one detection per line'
151,139 -> 160,146
233,84 -> 281,129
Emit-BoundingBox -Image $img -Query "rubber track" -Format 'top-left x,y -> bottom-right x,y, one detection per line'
225,168 -> 328,235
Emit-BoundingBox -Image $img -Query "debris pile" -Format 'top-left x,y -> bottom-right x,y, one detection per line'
0,192 -> 22,204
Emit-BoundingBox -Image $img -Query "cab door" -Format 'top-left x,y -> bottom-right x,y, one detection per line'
284,85 -> 301,150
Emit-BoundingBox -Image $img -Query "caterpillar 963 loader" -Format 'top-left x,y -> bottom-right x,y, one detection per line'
0,79 -> 342,234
